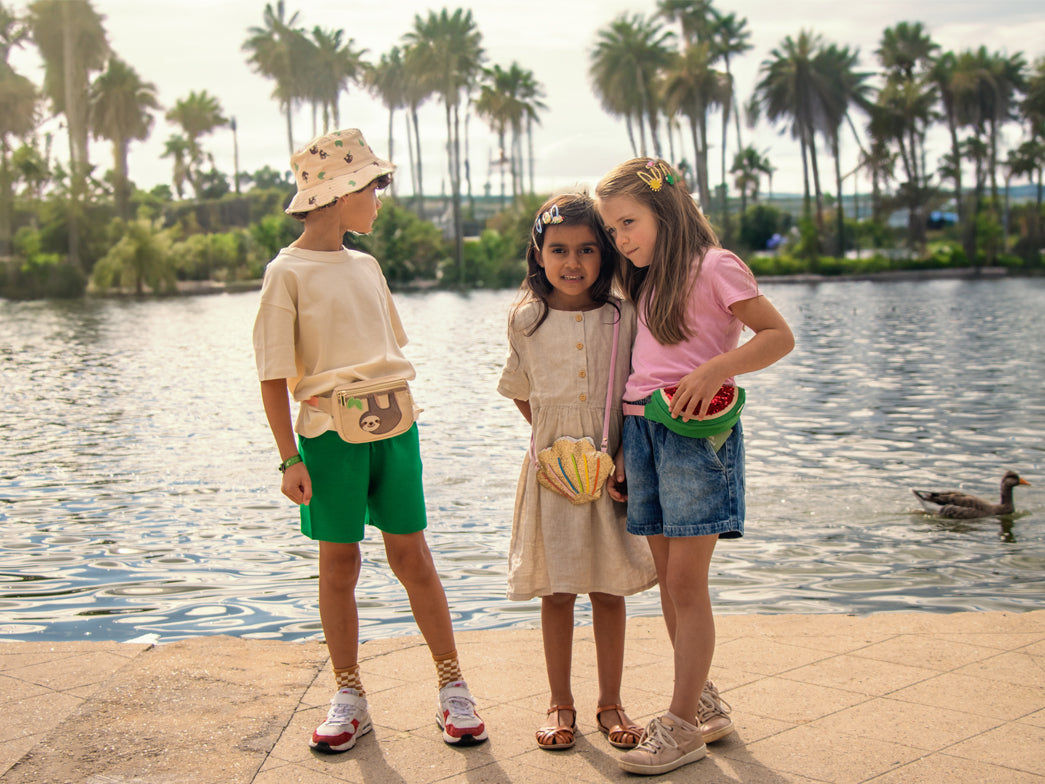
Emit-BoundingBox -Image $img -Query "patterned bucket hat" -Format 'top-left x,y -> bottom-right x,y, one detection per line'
285,128 -> 395,214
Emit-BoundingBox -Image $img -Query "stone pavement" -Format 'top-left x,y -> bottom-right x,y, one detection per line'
1,611 -> 1043,784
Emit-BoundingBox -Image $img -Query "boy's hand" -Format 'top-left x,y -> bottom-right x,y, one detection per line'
281,462 -> 312,505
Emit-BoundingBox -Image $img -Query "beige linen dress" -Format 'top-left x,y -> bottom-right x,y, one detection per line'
498,299 -> 657,600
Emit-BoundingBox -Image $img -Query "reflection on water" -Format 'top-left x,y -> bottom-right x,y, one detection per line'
1,278 -> 1043,643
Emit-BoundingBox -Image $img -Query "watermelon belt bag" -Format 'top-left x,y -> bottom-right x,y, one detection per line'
643,384 -> 745,443
309,376 -> 421,444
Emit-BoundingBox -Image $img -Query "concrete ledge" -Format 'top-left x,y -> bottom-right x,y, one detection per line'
2,611 -> 1043,783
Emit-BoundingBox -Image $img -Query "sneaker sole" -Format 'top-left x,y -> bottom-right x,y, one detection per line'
703,718 -> 735,744
309,716 -> 373,753
437,716 -> 489,746
618,744 -> 707,775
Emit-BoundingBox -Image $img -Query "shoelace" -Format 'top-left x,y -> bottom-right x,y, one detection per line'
635,718 -> 678,752
444,695 -> 477,722
698,688 -> 732,721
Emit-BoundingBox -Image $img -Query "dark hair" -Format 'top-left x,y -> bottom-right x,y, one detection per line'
513,192 -> 619,335
595,158 -> 719,345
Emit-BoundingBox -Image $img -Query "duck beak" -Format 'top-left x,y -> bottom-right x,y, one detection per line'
1018,478 -> 1030,486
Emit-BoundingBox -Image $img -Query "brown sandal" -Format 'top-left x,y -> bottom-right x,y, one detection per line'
596,704 -> 642,749
536,705 -> 576,750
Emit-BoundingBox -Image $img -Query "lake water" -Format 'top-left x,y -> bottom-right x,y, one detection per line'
1,277 -> 1043,644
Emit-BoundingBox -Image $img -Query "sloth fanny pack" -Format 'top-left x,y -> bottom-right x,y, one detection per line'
308,376 -> 421,443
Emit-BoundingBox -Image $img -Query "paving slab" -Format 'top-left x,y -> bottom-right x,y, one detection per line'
1,611 -> 1042,783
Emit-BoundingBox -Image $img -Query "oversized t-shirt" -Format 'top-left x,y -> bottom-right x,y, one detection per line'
625,247 -> 759,401
252,246 -> 413,438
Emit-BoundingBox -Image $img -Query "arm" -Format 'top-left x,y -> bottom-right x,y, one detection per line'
670,294 -> 795,421
260,378 -> 312,504
513,398 -> 532,424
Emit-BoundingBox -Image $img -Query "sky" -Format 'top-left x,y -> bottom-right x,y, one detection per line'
9,0 -> 1045,199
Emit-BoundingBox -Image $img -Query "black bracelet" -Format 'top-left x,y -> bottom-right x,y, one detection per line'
279,454 -> 303,473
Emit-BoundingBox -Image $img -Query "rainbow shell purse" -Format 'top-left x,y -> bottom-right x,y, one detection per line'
535,436 -> 614,504
529,315 -> 620,505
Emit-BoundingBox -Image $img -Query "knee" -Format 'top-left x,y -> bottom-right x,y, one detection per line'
386,537 -> 436,584
663,571 -> 709,612
320,545 -> 361,591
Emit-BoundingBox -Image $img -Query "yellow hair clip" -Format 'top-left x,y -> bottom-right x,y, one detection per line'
636,160 -> 676,192
534,204 -> 565,234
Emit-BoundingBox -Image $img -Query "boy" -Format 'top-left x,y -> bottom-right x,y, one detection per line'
252,129 -> 487,753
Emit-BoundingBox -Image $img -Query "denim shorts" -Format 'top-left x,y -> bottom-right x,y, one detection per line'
623,414 -> 745,538
297,425 -> 427,544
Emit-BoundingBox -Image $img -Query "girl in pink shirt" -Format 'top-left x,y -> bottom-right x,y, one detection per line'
596,158 -> 794,776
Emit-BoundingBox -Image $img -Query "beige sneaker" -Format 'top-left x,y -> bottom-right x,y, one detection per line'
618,714 -> 707,775
699,680 -> 734,743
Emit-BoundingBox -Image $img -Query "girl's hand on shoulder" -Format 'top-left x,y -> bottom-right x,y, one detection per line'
281,462 -> 312,505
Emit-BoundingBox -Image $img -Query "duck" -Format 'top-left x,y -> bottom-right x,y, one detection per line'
912,471 -> 1030,519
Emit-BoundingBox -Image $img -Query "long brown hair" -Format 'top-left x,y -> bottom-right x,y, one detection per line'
512,192 -> 620,335
595,158 -> 719,345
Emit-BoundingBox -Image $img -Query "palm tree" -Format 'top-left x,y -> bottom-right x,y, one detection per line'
243,1 -> 308,155
709,10 -> 752,240
517,67 -> 546,196
1020,57 -> 1045,245
27,0 -> 109,270
305,26 -> 367,135
91,216 -> 176,294
754,30 -> 831,242
662,42 -> 727,211
817,42 -> 873,254
476,63 -> 543,204
166,90 -> 227,200
89,57 -> 158,219
0,3 -> 37,256
368,47 -> 409,198
656,0 -> 716,45
731,145 -> 772,216
874,22 -> 939,248
402,8 -> 484,281
161,134 -> 192,199
590,14 -> 674,158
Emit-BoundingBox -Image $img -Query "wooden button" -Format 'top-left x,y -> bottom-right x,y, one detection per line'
576,343 -> 583,350
575,314 -> 583,322
579,394 -> 587,402
579,370 -> 586,378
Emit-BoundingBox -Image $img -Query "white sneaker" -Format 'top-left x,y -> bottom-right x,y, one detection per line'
310,688 -> 372,753
436,680 -> 488,746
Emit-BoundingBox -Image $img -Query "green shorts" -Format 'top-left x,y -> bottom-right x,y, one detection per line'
297,425 -> 427,544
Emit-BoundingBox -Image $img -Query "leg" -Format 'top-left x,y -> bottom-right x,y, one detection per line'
646,535 -> 676,645
660,534 -> 718,725
590,592 -> 626,708
382,529 -> 455,654
535,593 -> 577,749
541,593 -> 576,708
318,541 -> 362,670
311,541 -> 372,754
591,592 -> 642,749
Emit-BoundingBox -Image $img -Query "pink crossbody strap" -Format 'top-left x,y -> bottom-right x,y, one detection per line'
529,311 -> 620,464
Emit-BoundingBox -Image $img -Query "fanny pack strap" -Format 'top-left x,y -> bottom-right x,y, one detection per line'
529,313 -> 619,465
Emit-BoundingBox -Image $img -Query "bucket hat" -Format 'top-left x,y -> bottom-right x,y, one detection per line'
285,129 -> 395,215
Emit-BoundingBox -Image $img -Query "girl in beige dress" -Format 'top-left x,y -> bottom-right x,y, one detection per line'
498,193 -> 657,752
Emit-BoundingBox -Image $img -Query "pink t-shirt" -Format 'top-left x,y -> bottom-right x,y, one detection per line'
625,248 -> 759,401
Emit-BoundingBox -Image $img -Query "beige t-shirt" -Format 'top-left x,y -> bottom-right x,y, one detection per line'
252,246 -> 414,437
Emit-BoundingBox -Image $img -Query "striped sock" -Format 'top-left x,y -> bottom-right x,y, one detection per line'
433,650 -> 463,689
334,664 -> 364,695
